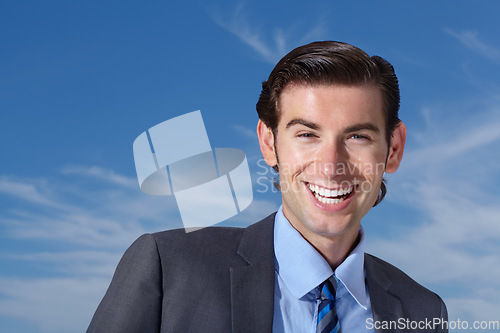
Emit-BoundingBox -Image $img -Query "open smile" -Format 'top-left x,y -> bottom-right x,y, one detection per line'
307,183 -> 355,205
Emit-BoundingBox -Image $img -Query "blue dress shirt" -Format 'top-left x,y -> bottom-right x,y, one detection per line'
272,206 -> 376,332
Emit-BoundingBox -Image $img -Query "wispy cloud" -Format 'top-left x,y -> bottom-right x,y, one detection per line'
0,166 -> 178,331
445,28 -> 500,62
0,164 -> 277,332
0,169 -> 182,246
0,176 -> 63,209
210,2 -> 327,64
61,165 -> 137,188
403,115 -> 500,169
0,277 -> 110,333
232,124 -> 257,140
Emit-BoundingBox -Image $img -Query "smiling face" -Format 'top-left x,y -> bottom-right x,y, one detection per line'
258,83 -> 406,252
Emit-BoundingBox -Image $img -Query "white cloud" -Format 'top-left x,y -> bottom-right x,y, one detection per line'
0,169 -> 184,247
447,297 -> 500,325
210,2 -> 327,64
61,165 -> 137,188
0,176 -> 63,209
6,250 -> 122,277
0,277 -> 110,333
232,124 -> 257,140
403,114 -> 500,170
445,28 -> 500,62
3,212 -> 144,248
0,164 -> 278,332
0,167 -> 175,331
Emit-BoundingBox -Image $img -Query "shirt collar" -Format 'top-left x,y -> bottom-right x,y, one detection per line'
273,206 -> 368,309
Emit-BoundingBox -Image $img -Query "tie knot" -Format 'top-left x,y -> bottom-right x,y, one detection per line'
319,276 -> 338,301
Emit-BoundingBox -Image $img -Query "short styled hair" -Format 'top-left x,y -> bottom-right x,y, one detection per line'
256,41 -> 401,206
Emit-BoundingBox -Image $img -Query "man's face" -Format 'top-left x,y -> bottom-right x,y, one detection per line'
258,84 -> 405,245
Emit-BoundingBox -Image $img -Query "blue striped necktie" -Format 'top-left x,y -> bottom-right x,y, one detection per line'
316,276 -> 340,333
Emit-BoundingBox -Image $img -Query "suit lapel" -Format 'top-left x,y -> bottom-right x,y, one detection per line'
365,254 -> 405,333
230,214 -> 276,333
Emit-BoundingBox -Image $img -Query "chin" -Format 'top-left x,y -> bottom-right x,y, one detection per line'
306,215 -> 356,237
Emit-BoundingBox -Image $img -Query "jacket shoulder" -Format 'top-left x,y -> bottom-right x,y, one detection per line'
365,253 -> 448,328
365,253 -> 441,299
149,212 -> 276,266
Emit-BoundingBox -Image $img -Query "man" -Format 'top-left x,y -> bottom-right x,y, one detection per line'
87,41 -> 447,332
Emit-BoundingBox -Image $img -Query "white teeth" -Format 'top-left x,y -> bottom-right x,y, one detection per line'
308,183 -> 353,204
314,192 -> 343,204
319,187 -> 325,196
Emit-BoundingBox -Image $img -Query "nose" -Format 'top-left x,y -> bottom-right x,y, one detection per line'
315,140 -> 347,178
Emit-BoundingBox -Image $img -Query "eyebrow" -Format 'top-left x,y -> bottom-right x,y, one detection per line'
344,123 -> 380,134
285,118 -> 320,130
285,118 -> 380,134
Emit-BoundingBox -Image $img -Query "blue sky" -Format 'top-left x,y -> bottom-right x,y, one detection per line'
1,1 -> 500,332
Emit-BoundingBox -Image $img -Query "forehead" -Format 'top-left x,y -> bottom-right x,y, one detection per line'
277,83 -> 385,129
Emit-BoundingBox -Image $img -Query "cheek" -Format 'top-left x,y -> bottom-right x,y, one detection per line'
356,149 -> 387,174
361,161 -> 386,178
356,161 -> 385,196
278,146 -> 311,175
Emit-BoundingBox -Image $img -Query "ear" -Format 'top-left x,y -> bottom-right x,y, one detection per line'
257,120 -> 278,167
385,122 -> 407,173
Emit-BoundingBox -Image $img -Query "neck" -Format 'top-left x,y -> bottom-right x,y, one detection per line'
288,220 -> 361,270
313,231 -> 360,269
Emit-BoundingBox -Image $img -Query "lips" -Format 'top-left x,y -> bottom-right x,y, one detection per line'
307,183 -> 354,205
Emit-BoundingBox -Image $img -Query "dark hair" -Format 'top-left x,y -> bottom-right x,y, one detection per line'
256,41 -> 401,206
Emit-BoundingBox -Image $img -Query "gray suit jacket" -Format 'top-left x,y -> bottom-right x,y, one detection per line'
87,213 -> 447,333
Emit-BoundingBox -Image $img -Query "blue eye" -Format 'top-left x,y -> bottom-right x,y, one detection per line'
350,134 -> 371,140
